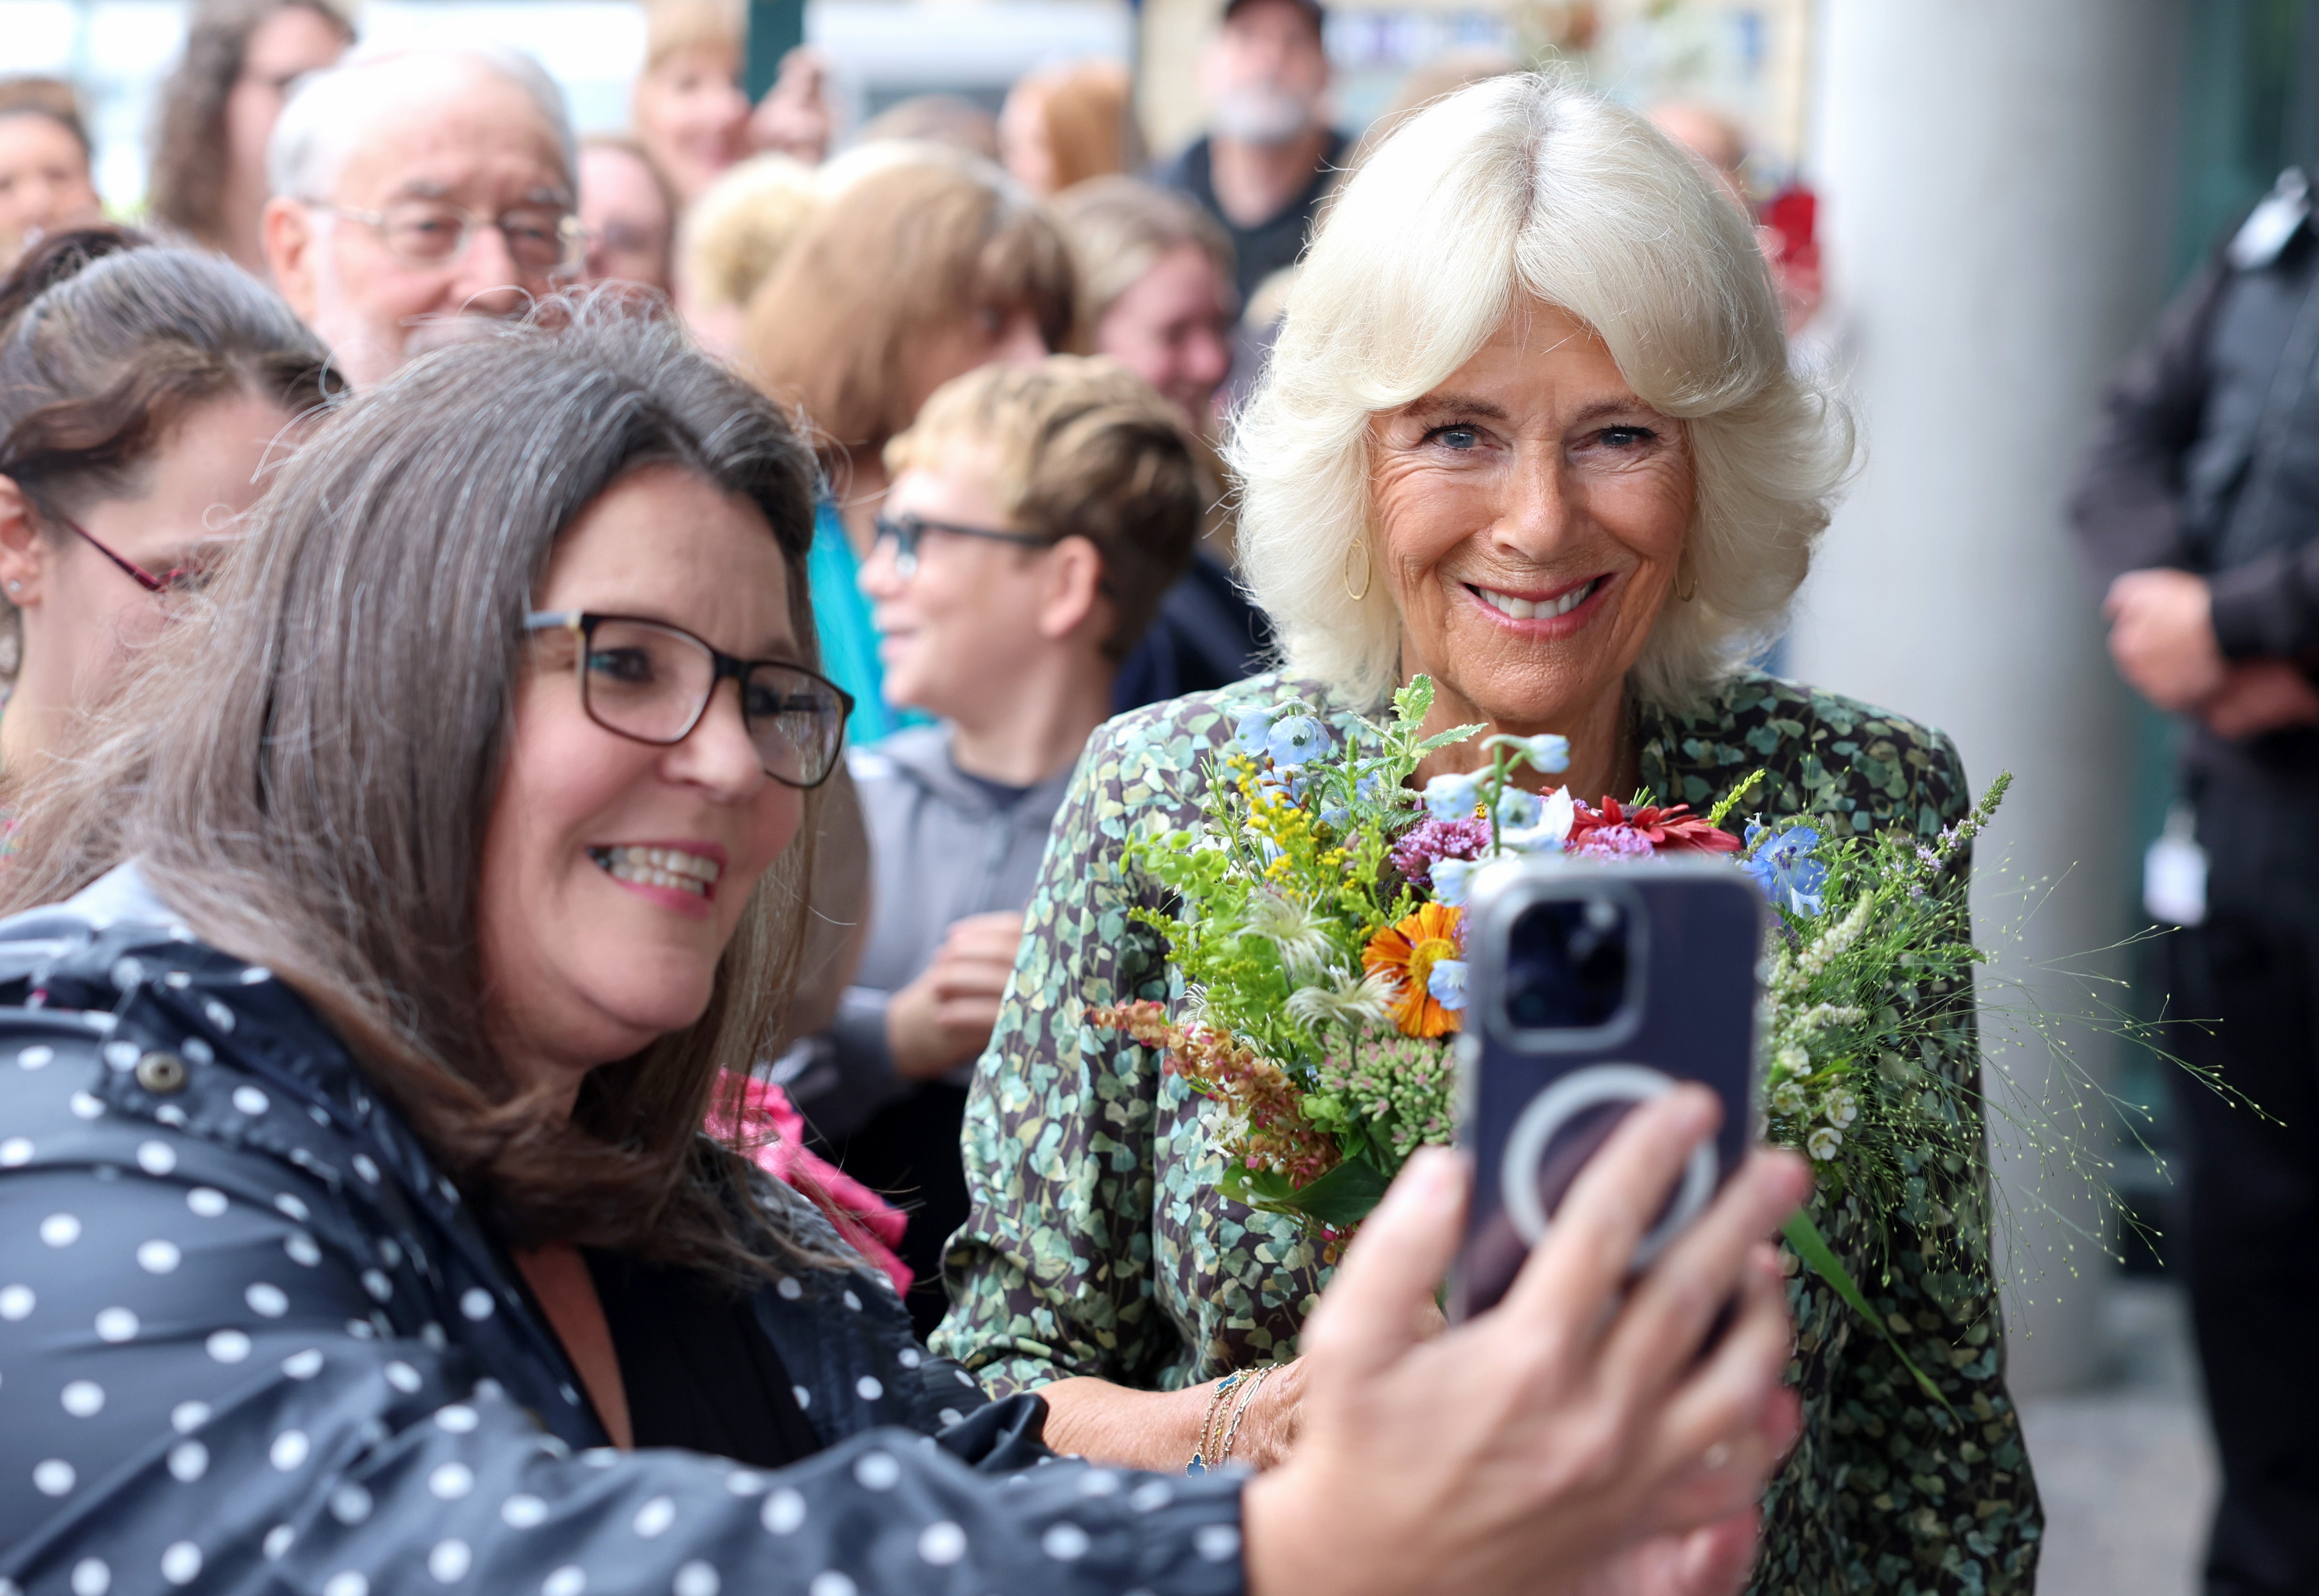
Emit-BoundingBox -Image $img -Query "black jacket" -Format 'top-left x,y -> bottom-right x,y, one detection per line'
0,865 -> 1245,1596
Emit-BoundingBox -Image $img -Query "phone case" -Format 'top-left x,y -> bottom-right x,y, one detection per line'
1448,855 -> 1764,1321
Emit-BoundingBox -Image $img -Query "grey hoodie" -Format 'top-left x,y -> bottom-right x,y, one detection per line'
784,723 -> 1075,1139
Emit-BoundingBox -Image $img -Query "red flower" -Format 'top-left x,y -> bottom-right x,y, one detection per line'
1565,796 -> 1742,855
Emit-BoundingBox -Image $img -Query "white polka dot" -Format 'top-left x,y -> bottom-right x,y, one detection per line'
186,1188 -> 227,1218
1078,1469 -> 1120,1496
542,1566 -> 585,1596
69,1091 -> 102,1120
330,1484 -> 373,1524
428,1461 -> 475,1499
806,1574 -> 855,1596
1042,1523 -> 1091,1561
110,958 -> 144,990
204,1001 -> 237,1033
241,967 -> 272,985
232,1086 -> 268,1115
102,1040 -> 138,1069
937,1407 -> 963,1427
895,1347 -> 922,1368
385,1360 -> 423,1394
459,1287 -> 493,1321
673,1561 -> 720,1596
774,1276 -> 803,1300
855,1375 -> 883,1401
206,1328 -> 251,1363
321,1573 -> 365,1596
61,1380 -> 104,1417
18,1044 -> 54,1070
284,1231 -> 322,1267
953,1369 -> 975,1387
501,1494 -> 549,1528
269,1430 -> 309,1470
791,1384 -> 811,1410
167,1440 -> 208,1482
760,1488 -> 806,1535
917,1520 -> 968,1565
94,1306 -> 138,1342
360,1270 -> 392,1302
40,1213 -> 81,1247
262,1525 -> 295,1560
421,1321 -> 448,1349
435,1403 -> 479,1434
1195,1523 -> 1242,1561
154,1105 -> 187,1127
841,1289 -> 862,1311
283,1347 -> 324,1380
427,1539 -> 471,1583
0,1284 -> 33,1320
137,1239 -> 182,1273
33,1459 -> 75,1496
135,1140 -> 177,1176
473,1377 -> 506,1403
0,1137 -> 30,1165
852,1451 -> 900,1490
69,1558 -> 107,1596
246,1282 -> 290,1317
159,1542 -> 201,1586
580,1448 -> 619,1468
377,1238 -> 402,1269
1128,1480 -> 1173,1512
346,1318 -> 376,1339
170,1400 -> 208,1433
633,1496 -> 676,1537
273,1191 -> 309,1222
352,1154 -> 381,1185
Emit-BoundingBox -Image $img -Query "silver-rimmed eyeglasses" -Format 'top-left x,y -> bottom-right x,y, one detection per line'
309,199 -> 587,276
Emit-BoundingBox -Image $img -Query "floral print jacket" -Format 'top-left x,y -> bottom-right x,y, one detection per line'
932,668 -> 2043,1596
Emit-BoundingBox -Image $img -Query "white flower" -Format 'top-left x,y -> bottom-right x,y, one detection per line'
1244,888 -> 1335,981
1807,1127 -> 1843,1161
1772,1044 -> 1810,1079
1770,1081 -> 1807,1117
1823,1088 -> 1859,1130
1285,969 -> 1397,1030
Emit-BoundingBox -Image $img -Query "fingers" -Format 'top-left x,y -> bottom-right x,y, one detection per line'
1299,1148 -> 1468,1384
1501,1088 -> 1720,1327
1638,1245 -> 1796,1523
1599,1149 -> 1809,1401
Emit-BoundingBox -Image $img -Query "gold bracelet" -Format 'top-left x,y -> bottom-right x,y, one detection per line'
1188,1370 -> 1245,1473
1214,1364 -> 1276,1467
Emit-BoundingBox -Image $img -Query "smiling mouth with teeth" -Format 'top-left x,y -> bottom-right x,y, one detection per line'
1470,576 -> 1606,621
589,845 -> 723,899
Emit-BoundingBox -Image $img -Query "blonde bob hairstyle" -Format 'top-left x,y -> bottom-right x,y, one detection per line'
1229,73 -> 1855,711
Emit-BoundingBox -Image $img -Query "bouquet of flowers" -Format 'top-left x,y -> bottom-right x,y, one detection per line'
1095,677 -> 2011,1400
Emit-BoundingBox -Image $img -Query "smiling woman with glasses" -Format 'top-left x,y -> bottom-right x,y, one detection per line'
0,226 -> 331,793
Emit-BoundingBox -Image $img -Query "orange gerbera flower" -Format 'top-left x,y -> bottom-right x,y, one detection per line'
1363,901 -> 1464,1039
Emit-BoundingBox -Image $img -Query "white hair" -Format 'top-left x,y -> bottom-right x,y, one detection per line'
267,48 -> 578,204
1228,72 -> 1856,711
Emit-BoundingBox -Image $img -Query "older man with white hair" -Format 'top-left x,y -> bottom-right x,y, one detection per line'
261,47 -> 583,387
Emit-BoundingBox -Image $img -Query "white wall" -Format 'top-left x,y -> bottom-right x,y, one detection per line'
1796,0 -> 2185,1392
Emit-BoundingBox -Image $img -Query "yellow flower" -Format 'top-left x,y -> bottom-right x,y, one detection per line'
1362,901 -> 1464,1039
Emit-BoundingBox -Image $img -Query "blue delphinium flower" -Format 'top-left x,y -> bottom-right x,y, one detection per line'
1423,771 -> 1484,822
1742,823 -> 1828,916
1491,733 -> 1572,775
1490,787 -> 1542,830
1267,714 -> 1331,766
1428,856 -> 1477,907
1228,707 -> 1276,756
1427,958 -> 1469,1011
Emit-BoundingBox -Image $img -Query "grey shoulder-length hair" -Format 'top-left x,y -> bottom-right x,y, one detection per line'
1229,73 -> 1857,711
0,296 -> 829,1275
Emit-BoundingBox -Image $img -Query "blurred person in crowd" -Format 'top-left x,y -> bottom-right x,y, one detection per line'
674,150 -> 817,359
849,94 -> 1002,164
1000,61 -> 1143,197
0,80 -> 103,273
1649,99 -> 1824,341
2070,166 -> 2319,1596
1344,48 -> 1515,170
1053,174 -> 1269,706
0,228 -> 332,795
146,0 -> 356,274
630,0 -> 750,206
743,157 -> 1072,746
262,48 -> 584,389
940,74 -> 2041,1596
0,290 -> 1817,1596
748,44 -> 835,166
1156,0 -> 1343,308
578,133 -> 678,294
787,356 -> 1200,1338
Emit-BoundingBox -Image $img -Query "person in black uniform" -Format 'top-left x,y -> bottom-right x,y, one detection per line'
2070,166 -> 2319,1596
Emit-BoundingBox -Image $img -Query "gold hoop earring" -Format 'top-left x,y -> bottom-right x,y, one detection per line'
1343,537 -> 1372,603
1675,550 -> 1699,605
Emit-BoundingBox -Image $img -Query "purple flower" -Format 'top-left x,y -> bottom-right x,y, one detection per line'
1569,824 -> 1655,861
1390,817 -> 1491,884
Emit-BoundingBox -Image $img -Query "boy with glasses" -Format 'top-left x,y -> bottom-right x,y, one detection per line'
779,356 -> 1203,1337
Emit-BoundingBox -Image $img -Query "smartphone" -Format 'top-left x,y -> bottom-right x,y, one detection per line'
1447,855 -> 1764,1321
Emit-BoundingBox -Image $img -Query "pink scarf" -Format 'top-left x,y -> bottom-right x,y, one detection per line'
712,1076 -> 913,1295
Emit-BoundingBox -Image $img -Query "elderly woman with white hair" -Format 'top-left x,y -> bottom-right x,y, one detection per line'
935,74 -> 2041,1595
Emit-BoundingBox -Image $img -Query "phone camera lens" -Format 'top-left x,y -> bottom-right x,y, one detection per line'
1504,897 -> 1631,1029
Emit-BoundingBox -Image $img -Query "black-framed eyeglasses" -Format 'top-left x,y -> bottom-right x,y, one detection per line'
525,610 -> 854,790
870,511 -> 1058,580
308,199 -> 588,277
55,514 -> 210,596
